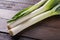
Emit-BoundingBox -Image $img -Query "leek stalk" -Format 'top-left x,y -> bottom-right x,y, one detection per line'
8,4 -> 60,36
8,0 -> 60,29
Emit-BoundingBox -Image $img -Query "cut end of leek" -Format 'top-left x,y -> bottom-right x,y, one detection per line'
7,23 -> 12,29
8,30 -> 13,36
7,25 -> 12,30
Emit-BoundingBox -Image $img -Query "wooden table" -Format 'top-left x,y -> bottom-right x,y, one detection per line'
0,0 -> 60,40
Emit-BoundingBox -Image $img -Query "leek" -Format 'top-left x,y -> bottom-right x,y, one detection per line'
8,4 -> 60,36
8,0 -> 60,29
8,0 -> 47,23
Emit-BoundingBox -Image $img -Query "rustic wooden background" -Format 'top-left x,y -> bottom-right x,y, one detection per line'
0,0 -> 60,40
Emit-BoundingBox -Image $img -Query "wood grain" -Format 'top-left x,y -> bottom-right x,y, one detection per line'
0,0 -> 60,40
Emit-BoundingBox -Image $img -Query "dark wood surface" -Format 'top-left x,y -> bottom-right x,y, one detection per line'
21,15 -> 60,40
0,15 -> 60,40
